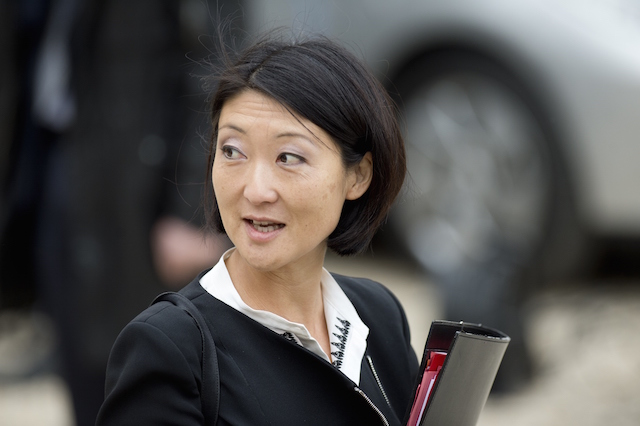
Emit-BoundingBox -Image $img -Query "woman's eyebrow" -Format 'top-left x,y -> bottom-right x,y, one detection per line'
218,124 -> 246,134
219,124 -> 325,149
276,131 -> 319,147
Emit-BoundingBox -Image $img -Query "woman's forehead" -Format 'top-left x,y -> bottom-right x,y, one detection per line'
218,90 -> 339,151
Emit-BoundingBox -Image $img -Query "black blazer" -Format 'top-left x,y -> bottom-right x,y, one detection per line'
97,272 -> 419,425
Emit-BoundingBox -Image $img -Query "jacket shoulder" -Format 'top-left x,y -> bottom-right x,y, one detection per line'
132,275 -> 210,331
331,273 -> 405,319
99,282 -> 209,424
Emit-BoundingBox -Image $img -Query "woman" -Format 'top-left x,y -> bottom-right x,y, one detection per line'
97,33 -> 417,426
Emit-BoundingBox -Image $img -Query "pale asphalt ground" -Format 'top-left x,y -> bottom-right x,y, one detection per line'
1,251 -> 639,426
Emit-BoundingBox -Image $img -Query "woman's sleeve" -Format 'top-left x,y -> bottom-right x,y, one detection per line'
96,318 -> 205,426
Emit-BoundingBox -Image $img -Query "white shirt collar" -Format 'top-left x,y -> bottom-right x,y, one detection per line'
199,248 -> 369,385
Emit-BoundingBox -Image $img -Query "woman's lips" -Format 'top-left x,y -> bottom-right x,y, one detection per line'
249,219 -> 285,233
243,219 -> 286,242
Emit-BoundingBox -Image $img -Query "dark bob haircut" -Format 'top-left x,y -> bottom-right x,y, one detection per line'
204,33 -> 406,255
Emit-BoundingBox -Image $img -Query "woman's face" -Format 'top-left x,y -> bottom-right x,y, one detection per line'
212,90 -> 370,274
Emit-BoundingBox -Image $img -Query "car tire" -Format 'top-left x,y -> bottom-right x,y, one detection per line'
391,49 -> 585,291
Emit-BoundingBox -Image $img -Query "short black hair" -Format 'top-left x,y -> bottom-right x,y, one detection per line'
204,32 -> 406,255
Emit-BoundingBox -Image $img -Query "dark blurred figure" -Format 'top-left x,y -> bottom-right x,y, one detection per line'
0,0 -> 242,424
1,0 -> 56,312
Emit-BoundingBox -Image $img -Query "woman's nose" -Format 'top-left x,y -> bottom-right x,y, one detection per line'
243,161 -> 278,205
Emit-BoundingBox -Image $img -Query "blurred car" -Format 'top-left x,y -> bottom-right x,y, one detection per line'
244,0 -> 640,284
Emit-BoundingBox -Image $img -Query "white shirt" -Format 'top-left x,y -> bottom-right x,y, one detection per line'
199,248 -> 369,385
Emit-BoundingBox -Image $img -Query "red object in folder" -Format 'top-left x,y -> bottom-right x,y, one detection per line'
407,351 -> 447,426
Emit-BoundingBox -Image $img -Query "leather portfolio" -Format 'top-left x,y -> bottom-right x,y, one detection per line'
405,320 -> 511,426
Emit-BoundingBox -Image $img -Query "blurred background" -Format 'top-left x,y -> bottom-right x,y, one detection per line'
2,0 -> 640,425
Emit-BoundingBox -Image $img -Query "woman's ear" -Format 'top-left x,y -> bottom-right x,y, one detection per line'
346,152 -> 373,200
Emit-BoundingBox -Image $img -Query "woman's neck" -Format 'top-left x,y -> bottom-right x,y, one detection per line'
225,249 -> 332,357
225,248 -> 326,326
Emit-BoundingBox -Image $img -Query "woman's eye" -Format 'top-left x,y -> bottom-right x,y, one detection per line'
220,145 -> 243,159
277,153 -> 304,165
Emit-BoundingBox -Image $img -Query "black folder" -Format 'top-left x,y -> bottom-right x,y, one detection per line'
405,320 -> 511,426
